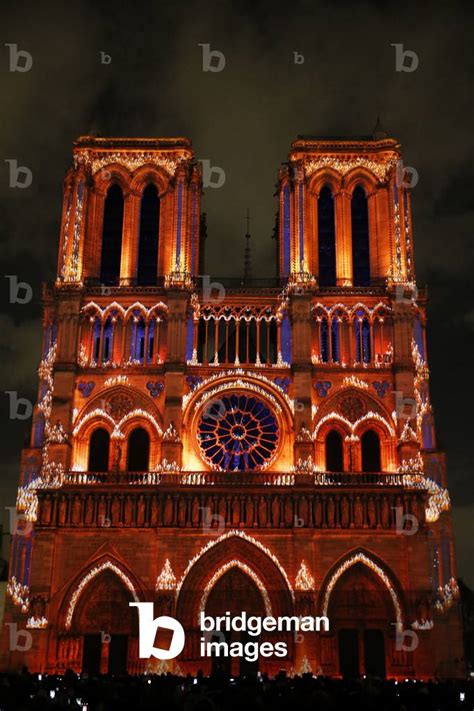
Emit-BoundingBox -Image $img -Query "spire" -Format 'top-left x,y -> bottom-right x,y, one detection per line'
243,208 -> 252,284
372,116 -> 388,140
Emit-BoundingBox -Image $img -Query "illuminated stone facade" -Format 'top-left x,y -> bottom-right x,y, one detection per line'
0,135 -> 464,678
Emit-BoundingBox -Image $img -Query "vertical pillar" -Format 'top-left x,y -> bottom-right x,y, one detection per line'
335,190 -> 352,285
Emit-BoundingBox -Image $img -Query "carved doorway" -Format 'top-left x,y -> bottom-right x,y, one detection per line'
72,570 -> 137,674
205,566 -> 266,677
329,562 -> 393,678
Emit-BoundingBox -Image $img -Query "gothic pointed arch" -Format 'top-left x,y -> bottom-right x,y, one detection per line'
312,386 -> 396,472
319,548 -> 406,627
175,531 -> 294,628
59,552 -> 144,632
99,183 -> 125,285
72,385 -> 163,472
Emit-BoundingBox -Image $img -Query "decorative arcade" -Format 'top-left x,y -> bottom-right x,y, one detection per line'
0,134 -> 464,678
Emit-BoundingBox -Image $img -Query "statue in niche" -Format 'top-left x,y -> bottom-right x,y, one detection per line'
178,497 -> 187,526
98,496 -> 107,526
258,496 -> 267,527
299,496 -> 308,527
59,497 -> 67,525
327,497 -> 335,527
381,496 -> 390,528
245,497 -> 254,526
313,496 -> 322,527
367,497 -> 377,528
71,496 -> 81,526
271,496 -> 280,526
31,596 -> 46,620
191,497 -> 200,526
341,497 -> 349,528
124,496 -> 132,525
284,497 -> 293,526
41,496 -> 52,525
218,497 -> 227,527
232,496 -> 240,526
164,495 -> 173,526
85,496 -> 94,525
150,496 -> 159,526
415,596 -> 431,624
354,496 -> 364,527
137,495 -> 145,526
111,497 -> 120,525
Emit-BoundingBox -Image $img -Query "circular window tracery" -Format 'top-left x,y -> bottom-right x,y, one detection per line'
197,393 -> 279,471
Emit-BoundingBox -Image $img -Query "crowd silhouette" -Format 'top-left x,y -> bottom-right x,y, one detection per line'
0,669 -> 472,711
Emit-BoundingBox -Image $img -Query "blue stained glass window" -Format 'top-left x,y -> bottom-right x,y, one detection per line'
24,533 -> 34,586
197,394 -> 279,472
93,317 -> 101,361
414,316 -> 425,360
422,415 -> 434,449
186,314 -> 194,361
131,319 -> 146,363
331,319 -> 340,363
320,318 -> 329,363
33,412 -> 45,448
356,317 -> 371,363
318,186 -> 336,286
102,318 -> 113,362
147,320 -> 155,363
43,324 -> 51,357
281,313 -> 292,364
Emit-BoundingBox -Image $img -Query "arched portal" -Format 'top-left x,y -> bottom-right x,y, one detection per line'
205,565 -> 267,676
70,569 -> 138,675
327,561 -> 397,678
176,532 -> 295,676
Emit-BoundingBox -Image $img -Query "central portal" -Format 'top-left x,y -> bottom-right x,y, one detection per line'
205,566 -> 266,677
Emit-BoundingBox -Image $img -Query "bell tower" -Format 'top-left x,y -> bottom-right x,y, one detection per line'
0,134 -> 464,680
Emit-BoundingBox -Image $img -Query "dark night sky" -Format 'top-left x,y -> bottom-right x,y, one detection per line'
1,0 -> 473,582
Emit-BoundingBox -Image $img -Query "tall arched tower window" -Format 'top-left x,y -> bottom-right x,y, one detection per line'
326,430 -> 344,472
137,184 -> 160,285
88,428 -> 110,472
351,185 -> 370,286
127,427 -> 150,471
318,186 -> 336,286
100,184 -> 124,285
361,430 -> 381,472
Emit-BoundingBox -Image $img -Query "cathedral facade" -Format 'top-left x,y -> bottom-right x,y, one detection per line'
0,134 -> 464,678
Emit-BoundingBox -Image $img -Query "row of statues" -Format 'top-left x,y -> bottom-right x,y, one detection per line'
38,491 -> 425,529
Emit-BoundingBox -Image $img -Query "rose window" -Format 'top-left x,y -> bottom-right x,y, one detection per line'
197,394 -> 279,471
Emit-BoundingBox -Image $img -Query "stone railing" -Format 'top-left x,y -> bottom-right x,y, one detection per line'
63,470 -> 415,488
